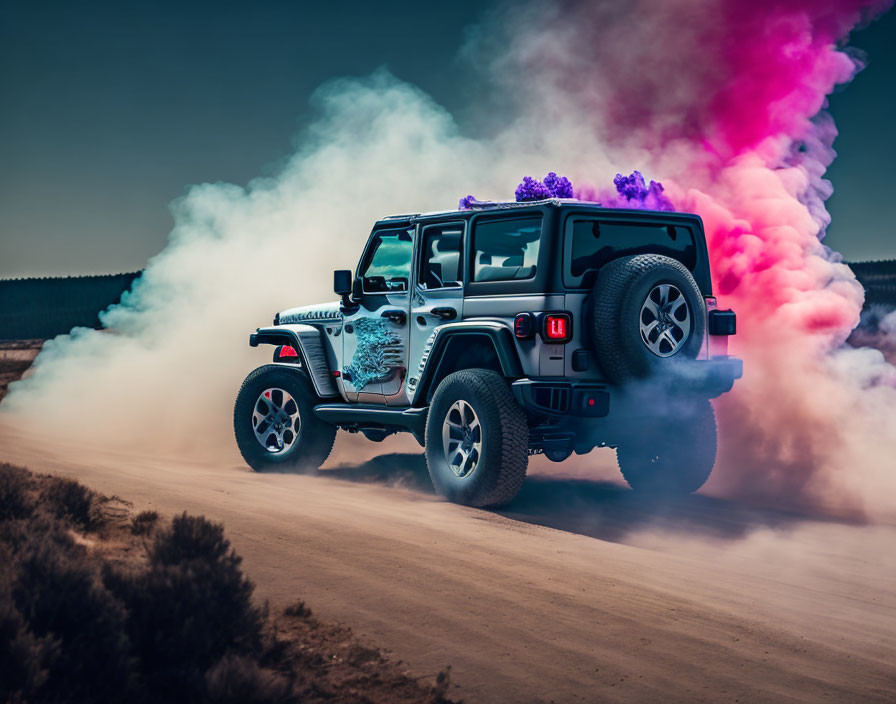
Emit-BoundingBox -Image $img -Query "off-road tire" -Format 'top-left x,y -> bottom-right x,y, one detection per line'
616,398 -> 717,495
592,254 -> 705,383
424,369 -> 528,508
234,364 -> 336,472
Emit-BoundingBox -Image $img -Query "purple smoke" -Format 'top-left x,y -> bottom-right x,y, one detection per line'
458,195 -> 477,210
607,171 -> 675,211
543,172 -> 574,198
514,176 -> 552,202
459,170 -> 674,211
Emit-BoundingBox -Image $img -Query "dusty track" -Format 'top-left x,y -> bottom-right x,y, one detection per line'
0,426 -> 893,703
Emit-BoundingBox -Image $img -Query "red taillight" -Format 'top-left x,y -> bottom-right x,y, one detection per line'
278,345 -> 298,358
543,314 -> 571,342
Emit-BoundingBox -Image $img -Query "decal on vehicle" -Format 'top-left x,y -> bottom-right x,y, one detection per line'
343,318 -> 404,389
279,307 -> 341,325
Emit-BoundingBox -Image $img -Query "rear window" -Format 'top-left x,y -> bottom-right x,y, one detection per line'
564,218 -> 697,289
472,215 -> 543,282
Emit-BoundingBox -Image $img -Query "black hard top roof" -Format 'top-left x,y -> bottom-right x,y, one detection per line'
374,199 -> 704,230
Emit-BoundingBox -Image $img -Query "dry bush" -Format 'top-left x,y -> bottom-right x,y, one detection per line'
426,667 -> 453,704
203,653 -> 295,704
130,510 -> 159,536
0,464 -> 35,521
283,600 -> 312,619
149,512 -> 234,566
39,476 -> 97,529
4,523 -> 135,704
104,513 -> 264,702
0,572 -> 56,700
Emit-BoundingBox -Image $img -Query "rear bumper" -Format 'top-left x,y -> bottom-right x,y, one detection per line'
511,356 -> 743,418
512,380 -> 611,418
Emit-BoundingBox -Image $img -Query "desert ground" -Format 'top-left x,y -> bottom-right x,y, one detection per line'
0,390 -> 894,704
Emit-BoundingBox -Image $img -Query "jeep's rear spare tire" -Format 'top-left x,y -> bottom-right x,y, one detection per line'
616,398 -> 717,495
234,364 -> 336,472
424,369 -> 529,508
592,254 -> 705,383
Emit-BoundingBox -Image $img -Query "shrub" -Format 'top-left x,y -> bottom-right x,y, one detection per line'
427,667 -> 453,704
10,527 -> 135,703
39,477 -> 96,529
0,573 -> 56,703
0,514 -> 74,555
105,513 -> 263,702
203,654 -> 294,704
283,600 -> 311,619
130,510 -> 159,536
0,464 -> 34,521
150,512 -> 232,566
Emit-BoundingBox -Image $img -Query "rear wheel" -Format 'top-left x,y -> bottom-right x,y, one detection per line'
424,369 -> 528,508
234,364 -> 336,472
616,399 -> 717,495
592,254 -> 705,383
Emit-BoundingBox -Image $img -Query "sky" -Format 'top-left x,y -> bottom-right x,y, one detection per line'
0,0 -> 894,278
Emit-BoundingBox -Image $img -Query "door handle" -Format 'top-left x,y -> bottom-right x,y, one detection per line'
430,307 -> 457,321
381,309 -> 407,325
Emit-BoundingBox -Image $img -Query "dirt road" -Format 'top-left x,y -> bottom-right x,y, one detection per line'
1,426 -> 893,703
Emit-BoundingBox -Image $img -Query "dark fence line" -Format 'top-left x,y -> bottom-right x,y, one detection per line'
846,259 -> 896,280
0,272 -> 142,340
850,260 -> 896,308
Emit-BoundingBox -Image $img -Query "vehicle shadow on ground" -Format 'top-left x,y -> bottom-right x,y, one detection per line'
323,453 -> 817,543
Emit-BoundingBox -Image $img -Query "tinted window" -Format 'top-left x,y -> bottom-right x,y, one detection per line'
420,224 -> 463,289
564,219 -> 697,288
360,229 -> 413,293
472,215 -> 542,282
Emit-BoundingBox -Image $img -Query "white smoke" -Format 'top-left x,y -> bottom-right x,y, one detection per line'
1,68 -> 619,461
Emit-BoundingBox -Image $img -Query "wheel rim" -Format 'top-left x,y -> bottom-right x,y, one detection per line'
441,400 -> 482,478
639,283 -> 691,357
252,388 -> 301,454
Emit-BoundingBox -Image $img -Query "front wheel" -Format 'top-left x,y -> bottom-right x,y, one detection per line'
616,399 -> 717,495
424,369 -> 529,508
233,364 -> 336,472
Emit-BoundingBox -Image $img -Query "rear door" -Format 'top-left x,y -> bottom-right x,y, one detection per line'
406,221 -> 466,403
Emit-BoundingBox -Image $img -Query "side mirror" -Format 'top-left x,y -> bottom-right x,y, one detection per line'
333,269 -> 352,296
334,269 -> 353,309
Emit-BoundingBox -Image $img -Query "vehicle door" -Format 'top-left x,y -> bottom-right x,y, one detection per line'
406,221 -> 466,404
341,227 -> 414,403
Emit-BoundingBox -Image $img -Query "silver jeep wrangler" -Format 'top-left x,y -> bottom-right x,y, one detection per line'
234,199 -> 742,507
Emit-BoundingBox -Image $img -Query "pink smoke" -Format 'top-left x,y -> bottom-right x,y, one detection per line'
490,0 -> 896,517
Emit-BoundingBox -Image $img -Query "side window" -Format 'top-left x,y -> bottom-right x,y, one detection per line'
419,224 -> 463,289
360,229 -> 414,293
472,215 -> 543,283
564,218 -> 697,288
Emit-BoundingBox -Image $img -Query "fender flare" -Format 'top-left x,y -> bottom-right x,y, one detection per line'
411,321 -> 523,406
250,324 -> 339,398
